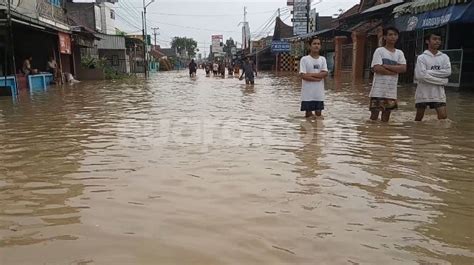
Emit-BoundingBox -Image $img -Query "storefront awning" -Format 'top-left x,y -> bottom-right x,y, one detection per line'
8,9 -> 71,34
361,0 -> 404,14
394,1 -> 474,31
394,0 -> 471,16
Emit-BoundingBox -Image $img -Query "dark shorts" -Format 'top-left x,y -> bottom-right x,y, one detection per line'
369,97 -> 398,111
415,102 -> 446,109
301,101 -> 324,111
189,69 -> 196,75
245,76 -> 255,83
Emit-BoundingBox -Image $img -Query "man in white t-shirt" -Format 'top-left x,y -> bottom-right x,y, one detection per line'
299,37 -> 328,118
369,26 -> 407,122
414,32 -> 451,121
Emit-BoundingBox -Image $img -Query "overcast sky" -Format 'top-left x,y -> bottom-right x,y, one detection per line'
115,0 -> 359,55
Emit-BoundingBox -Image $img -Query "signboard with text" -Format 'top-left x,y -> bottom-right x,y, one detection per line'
59,32 -> 71,54
271,41 -> 290,53
211,35 -> 223,53
293,0 -> 310,36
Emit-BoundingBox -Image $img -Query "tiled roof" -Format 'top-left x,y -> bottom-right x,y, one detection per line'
394,0 -> 471,16
273,17 -> 293,40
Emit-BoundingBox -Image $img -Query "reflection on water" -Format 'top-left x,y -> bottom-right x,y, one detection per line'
0,72 -> 473,264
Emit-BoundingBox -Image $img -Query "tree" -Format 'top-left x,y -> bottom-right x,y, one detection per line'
115,28 -> 127,36
223,38 -> 236,57
171,37 -> 198,58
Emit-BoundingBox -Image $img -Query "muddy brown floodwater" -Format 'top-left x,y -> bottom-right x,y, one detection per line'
0,71 -> 473,265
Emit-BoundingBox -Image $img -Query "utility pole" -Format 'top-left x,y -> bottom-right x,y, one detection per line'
144,1 -> 148,78
243,6 -> 247,50
244,6 -> 247,23
142,11 -> 147,77
3,0 -> 15,93
152,27 -> 159,47
142,0 -> 155,78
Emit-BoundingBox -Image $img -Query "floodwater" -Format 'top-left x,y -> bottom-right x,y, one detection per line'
0,71 -> 473,265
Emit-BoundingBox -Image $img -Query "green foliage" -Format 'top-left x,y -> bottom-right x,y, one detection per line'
223,38 -> 236,57
103,65 -> 135,80
170,37 -> 198,58
116,29 -> 127,36
80,56 -> 106,69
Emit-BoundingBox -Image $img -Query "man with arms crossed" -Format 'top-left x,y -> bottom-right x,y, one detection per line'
369,26 -> 407,122
414,32 -> 451,121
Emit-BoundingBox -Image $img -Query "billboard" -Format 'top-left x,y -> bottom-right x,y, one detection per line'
293,0 -> 310,36
212,35 -> 223,53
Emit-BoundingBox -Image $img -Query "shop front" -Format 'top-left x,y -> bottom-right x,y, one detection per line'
8,12 -> 75,89
394,1 -> 474,87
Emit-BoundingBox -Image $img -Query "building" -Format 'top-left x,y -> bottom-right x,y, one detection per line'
65,0 -> 118,35
66,0 -> 132,77
332,0 -> 405,80
0,0 -> 125,88
393,0 -> 474,87
0,0 -> 74,81
284,12 -> 339,72
126,36 -> 145,73
273,17 -> 295,71
329,0 -> 474,88
251,36 -> 273,71
95,32 -> 128,74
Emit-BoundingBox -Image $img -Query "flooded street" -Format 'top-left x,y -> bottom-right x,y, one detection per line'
0,71 -> 473,264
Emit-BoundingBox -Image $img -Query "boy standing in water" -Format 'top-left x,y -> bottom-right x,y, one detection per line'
369,26 -> 407,122
299,37 -> 328,118
414,32 -> 451,121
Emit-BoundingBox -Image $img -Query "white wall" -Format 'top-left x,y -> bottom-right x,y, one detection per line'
94,4 -> 102,31
6,0 -> 37,19
99,2 -> 116,35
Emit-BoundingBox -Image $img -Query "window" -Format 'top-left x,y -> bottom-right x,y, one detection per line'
110,10 -> 115,20
112,55 -> 119,66
48,0 -> 61,7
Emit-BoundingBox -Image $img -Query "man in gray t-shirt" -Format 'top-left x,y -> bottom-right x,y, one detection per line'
239,57 -> 257,85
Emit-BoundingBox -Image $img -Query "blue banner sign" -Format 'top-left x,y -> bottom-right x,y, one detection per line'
395,1 -> 474,32
271,41 -> 291,53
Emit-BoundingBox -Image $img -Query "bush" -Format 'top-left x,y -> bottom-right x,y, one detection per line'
81,56 -> 106,69
104,65 -> 126,79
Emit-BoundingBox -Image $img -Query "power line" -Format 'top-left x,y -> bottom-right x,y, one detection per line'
115,13 -> 142,31
146,19 -> 240,33
251,10 -> 290,40
115,15 -> 141,30
113,7 -> 289,17
251,8 -> 290,37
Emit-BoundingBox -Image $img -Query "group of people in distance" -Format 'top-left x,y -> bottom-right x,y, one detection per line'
300,26 -> 451,122
189,57 -> 258,85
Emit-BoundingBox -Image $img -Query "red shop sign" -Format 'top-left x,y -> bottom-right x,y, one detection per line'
59,32 -> 71,54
